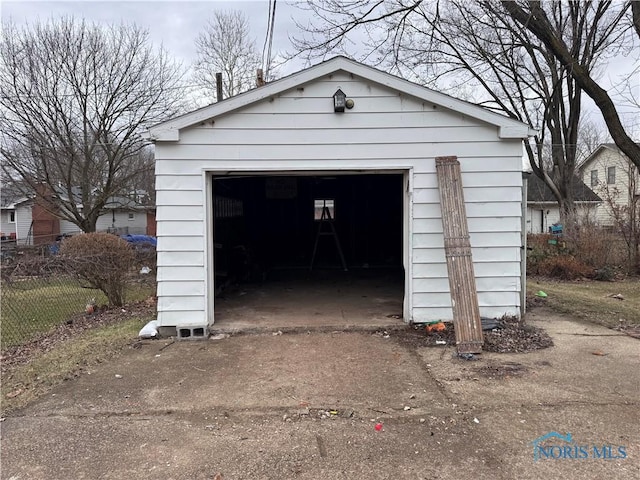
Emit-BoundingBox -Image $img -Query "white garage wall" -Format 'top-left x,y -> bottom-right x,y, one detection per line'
154,71 -> 524,326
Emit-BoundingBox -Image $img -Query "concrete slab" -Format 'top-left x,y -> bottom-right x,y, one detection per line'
417,308 -> 640,409
213,270 -> 405,331
19,332 -> 448,418
2,308 -> 639,479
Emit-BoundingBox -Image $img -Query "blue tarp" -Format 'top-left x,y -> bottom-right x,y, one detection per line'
120,234 -> 157,246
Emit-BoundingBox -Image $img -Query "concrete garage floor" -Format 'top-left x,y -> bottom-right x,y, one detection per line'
213,269 -> 405,332
2,308 -> 639,479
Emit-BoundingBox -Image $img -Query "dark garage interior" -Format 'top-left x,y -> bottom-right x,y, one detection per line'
212,173 -> 406,328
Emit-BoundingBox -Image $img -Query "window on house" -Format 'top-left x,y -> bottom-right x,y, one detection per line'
128,213 -> 135,221
590,170 -> 598,187
9,211 -> 16,223
607,166 -> 616,184
314,199 -> 335,220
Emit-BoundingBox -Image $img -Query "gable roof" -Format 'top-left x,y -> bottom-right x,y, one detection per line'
1,185 -> 149,211
1,182 -> 31,208
0,196 -> 30,209
145,56 -> 535,142
579,143 -> 640,171
527,173 -> 601,203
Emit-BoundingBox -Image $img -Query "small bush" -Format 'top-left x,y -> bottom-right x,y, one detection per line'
537,255 -> 593,280
59,233 -> 135,306
593,265 -> 617,281
528,229 -> 633,277
526,234 -> 566,275
565,226 -> 629,271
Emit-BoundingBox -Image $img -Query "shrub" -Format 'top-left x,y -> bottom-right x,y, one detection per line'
526,234 -> 566,275
528,229 -> 633,277
59,233 -> 135,306
537,255 -> 593,280
565,226 -> 628,271
593,265 -> 616,281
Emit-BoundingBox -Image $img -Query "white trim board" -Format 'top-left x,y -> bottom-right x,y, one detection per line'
146,57 -> 535,142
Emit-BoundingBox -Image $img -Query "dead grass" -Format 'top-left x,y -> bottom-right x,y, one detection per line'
1,279 -> 155,348
1,317 -> 147,415
527,277 -> 640,328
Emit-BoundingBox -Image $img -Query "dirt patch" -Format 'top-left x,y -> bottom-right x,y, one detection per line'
474,361 -> 529,379
388,325 -> 456,348
0,296 -> 156,374
525,295 -> 547,309
390,318 -> 553,354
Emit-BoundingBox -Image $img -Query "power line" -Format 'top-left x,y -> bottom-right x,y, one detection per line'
261,0 -> 272,74
0,81 -> 220,101
262,0 -> 277,79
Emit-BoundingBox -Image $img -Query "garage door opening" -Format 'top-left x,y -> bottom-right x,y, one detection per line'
210,172 -> 407,329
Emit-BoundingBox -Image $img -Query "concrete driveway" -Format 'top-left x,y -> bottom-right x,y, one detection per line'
2,309 -> 639,479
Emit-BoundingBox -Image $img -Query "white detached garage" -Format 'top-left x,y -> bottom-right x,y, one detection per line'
146,57 -> 533,337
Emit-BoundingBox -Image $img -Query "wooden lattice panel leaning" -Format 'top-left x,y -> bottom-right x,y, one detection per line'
435,156 -> 484,354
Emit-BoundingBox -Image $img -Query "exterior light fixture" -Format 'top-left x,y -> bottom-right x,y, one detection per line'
333,89 -> 346,112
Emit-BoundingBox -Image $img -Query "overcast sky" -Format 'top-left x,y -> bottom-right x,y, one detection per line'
1,1 -> 306,74
2,0 -> 638,133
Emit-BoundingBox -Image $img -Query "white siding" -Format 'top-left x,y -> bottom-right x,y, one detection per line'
526,205 -> 559,234
0,209 -> 16,238
15,204 -> 33,245
155,71 -> 524,326
95,210 -> 148,234
582,148 -> 639,226
409,160 -> 522,321
59,210 -> 148,235
59,219 -> 81,236
1,204 -> 32,244
526,204 -> 598,234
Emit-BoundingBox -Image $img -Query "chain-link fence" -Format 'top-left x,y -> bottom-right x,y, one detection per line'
1,248 -> 156,351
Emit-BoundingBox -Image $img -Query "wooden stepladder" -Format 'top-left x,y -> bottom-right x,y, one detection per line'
310,205 -> 348,271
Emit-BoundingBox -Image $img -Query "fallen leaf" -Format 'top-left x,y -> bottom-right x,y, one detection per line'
591,350 -> 608,356
6,388 -> 23,398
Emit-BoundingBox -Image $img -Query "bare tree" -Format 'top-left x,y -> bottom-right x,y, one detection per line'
575,119 -> 612,166
115,145 -> 156,206
194,10 -> 263,100
0,18 -> 186,232
502,0 -> 640,171
292,1 -> 636,221
596,162 -> 639,269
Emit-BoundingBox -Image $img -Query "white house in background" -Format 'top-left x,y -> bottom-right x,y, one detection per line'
525,174 -> 601,233
146,56 -> 534,334
0,191 -> 152,245
0,195 -> 32,242
579,143 -> 639,226
57,197 -> 150,237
